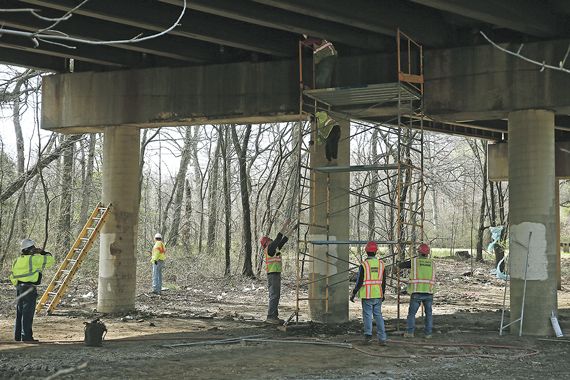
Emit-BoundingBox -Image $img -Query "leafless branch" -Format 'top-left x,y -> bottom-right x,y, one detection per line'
480,31 -> 570,74
0,0 -> 186,47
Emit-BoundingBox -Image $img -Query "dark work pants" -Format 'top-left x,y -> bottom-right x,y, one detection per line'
267,272 -> 281,319
325,125 -> 341,161
316,55 -> 337,89
15,284 -> 38,341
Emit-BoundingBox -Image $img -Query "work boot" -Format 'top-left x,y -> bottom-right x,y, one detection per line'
265,317 -> 283,325
403,332 -> 414,338
363,335 -> 372,345
425,334 -> 432,339
22,338 -> 39,344
378,340 -> 387,346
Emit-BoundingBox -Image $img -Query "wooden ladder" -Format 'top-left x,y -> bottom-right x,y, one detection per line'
36,202 -> 111,315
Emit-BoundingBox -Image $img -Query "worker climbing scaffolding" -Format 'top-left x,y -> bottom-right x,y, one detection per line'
313,111 -> 341,165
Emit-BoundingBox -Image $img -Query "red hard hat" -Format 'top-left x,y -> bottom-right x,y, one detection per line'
418,243 -> 430,255
259,236 -> 271,248
365,241 -> 378,253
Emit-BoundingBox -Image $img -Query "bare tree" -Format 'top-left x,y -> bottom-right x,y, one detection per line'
57,135 -> 76,248
78,133 -> 97,230
168,128 -> 193,246
220,127 -> 232,276
206,127 -> 222,255
231,124 -> 254,278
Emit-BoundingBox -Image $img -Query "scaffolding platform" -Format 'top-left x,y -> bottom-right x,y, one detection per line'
303,82 -> 421,109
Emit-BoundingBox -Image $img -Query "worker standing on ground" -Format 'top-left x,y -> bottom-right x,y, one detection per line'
259,218 -> 296,324
151,233 -> 166,295
314,111 -> 341,165
350,241 -> 387,345
302,36 -> 338,88
9,239 -> 54,342
400,243 -> 435,338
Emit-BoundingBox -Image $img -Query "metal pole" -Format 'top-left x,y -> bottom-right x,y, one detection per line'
519,231 -> 532,336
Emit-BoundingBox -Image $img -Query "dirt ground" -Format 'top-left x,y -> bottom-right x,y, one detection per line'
1,256 -> 570,380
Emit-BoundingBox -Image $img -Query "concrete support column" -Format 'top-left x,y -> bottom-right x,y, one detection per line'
508,109 -> 557,335
309,119 -> 350,323
97,127 -> 140,312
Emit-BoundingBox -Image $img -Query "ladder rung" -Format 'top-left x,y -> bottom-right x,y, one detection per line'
48,292 -> 58,296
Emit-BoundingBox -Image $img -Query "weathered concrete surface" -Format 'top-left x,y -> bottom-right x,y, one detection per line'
425,39 -> 570,122
41,54 -> 397,133
508,109 -> 557,336
488,141 -> 570,180
309,118 -> 350,323
98,127 -> 140,313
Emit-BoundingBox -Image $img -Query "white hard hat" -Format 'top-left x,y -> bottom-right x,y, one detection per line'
154,233 -> 162,239
21,239 -> 35,250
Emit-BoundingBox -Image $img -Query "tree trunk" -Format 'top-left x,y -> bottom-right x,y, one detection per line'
12,73 -> 28,237
58,136 -> 75,248
221,128 -> 232,276
190,126 -> 206,253
169,128 -> 193,246
368,129 -> 378,240
78,133 -> 97,231
476,141 -> 488,262
231,124 -> 254,278
181,178 -> 193,250
206,128 -> 222,255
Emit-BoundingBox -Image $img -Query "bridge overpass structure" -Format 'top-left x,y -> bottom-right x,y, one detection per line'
1,0 -> 570,335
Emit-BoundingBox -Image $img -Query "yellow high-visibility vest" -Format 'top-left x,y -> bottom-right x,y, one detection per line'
151,241 -> 166,262
408,257 -> 435,294
9,253 -> 54,286
265,248 -> 282,273
358,258 -> 384,299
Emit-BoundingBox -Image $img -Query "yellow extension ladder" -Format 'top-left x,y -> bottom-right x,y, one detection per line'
36,202 -> 111,315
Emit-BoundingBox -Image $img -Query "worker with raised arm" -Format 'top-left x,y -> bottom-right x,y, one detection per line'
350,241 -> 387,345
400,243 -> 435,339
259,218 -> 296,324
151,233 -> 166,295
302,36 -> 338,88
10,239 -> 55,343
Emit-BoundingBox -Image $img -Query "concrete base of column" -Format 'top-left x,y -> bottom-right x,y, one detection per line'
97,127 -> 140,313
508,109 -> 557,336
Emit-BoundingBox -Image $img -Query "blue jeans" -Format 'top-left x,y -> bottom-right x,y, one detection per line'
407,293 -> 433,334
15,284 -> 37,341
361,298 -> 387,342
152,260 -> 164,293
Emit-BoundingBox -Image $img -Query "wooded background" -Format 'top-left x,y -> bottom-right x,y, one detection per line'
1,67 -> 569,282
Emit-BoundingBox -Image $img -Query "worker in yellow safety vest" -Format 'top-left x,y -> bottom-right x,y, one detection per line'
9,239 -> 55,342
259,218 -> 296,324
151,233 -> 166,295
400,243 -> 435,339
314,111 -> 341,165
350,241 -> 387,345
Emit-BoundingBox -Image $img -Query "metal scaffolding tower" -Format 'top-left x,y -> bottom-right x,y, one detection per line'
288,30 -> 425,328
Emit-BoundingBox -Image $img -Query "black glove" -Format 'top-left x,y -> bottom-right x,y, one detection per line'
350,294 -> 355,303
154,261 -> 158,265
